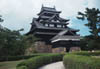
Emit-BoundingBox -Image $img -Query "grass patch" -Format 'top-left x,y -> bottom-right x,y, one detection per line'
0,60 -> 24,69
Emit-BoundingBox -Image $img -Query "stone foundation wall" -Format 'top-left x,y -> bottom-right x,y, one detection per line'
52,47 -> 66,53
34,41 -> 81,53
34,41 -> 52,53
69,47 -> 81,52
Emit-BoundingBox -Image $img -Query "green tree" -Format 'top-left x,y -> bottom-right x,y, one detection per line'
0,14 -> 38,57
0,15 -> 3,22
0,28 -> 27,56
77,8 -> 100,39
77,8 -> 100,50
0,15 -> 27,57
0,15 -> 3,30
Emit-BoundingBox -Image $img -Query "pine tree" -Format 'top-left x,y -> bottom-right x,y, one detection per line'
0,15 -> 3,22
77,8 -> 100,39
77,8 -> 100,50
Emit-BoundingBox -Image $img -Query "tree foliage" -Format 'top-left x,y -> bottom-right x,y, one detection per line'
77,8 -> 100,50
0,14 -> 38,57
77,8 -> 100,38
0,28 -> 27,56
0,15 -> 3,22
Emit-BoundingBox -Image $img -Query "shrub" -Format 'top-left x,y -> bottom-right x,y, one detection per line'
0,54 -> 40,61
72,51 -> 100,56
17,66 -> 27,69
16,53 -> 64,69
63,51 -> 100,69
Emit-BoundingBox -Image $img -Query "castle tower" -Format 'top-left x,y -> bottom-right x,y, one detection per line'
27,6 -> 80,53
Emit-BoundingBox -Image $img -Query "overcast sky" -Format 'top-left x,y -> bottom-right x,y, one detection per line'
0,0 -> 100,36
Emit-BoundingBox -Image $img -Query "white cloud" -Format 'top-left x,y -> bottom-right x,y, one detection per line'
0,0 -> 100,35
87,0 -> 100,9
0,0 -> 87,18
55,0 -> 86,17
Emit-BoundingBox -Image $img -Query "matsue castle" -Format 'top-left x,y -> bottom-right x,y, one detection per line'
27,6 -> 81,53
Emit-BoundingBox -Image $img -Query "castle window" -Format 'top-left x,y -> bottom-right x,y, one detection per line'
39,19 -> 43,22
57,25 -> 62,28
45,24 -> 49,27
49,24 -> 54,27
62,25 -> 64,28
57,20 -> 59,22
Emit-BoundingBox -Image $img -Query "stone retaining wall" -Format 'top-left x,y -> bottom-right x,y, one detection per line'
35,41 -> 52,53
34,41 -> 81,53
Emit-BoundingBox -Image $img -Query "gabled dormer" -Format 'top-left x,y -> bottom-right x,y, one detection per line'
48,14 -> 69,23
38,5 -> 61,15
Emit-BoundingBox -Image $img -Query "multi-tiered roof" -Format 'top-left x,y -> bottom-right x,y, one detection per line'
27,6 -> 80,43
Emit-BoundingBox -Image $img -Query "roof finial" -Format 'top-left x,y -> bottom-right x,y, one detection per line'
42,4 -> 44,8
54,6 -> 55,8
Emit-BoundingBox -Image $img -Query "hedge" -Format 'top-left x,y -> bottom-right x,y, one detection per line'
63,51 -> 100,69
72,51 -> 100,56
0,54 -> 44,61
16,53 -> 64,69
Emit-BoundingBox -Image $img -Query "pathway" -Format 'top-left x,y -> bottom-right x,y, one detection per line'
39,61 -> 65,69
